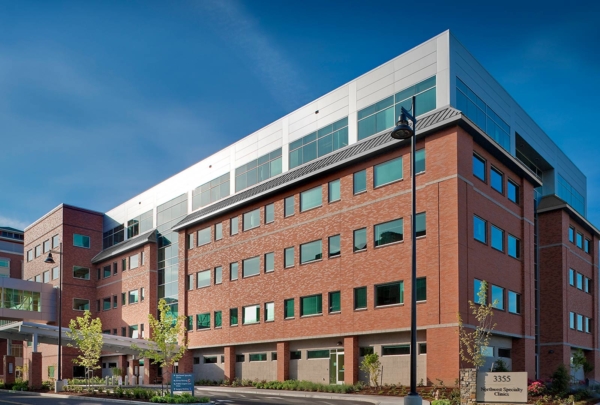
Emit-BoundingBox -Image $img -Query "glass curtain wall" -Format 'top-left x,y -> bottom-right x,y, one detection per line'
157,193 -> 188,315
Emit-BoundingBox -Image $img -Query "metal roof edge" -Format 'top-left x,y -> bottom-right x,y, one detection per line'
91,229 -> 157,264
537,196 -> 600,237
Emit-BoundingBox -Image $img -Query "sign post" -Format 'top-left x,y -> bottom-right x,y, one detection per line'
476,372 -> 527,403
171,373 -> 194,396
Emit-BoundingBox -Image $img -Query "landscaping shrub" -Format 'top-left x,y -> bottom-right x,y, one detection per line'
528,381 -> 546,396
550,364 -> 570,396
254,379 -> 359,394
149,393 -> 208,403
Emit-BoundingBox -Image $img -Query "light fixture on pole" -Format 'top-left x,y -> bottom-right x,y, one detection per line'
44,243 -> 63,393
390,95 -> 422,405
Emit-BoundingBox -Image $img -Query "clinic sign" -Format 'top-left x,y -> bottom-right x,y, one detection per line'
476,372 -> 527,403
171,373 -> 194,395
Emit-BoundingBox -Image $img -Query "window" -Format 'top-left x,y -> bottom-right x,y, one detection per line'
289,118 -> 348,168
103,265 -> 111,278
204,356 -> 217,364
43,271 -> 50,283
271,352 -> 277,361
284,247 -> 294,268
474,216 -> 487,243
52,267 -> 59,280
52,235 -> 60,248
43,240 -> 50,253
35,274 -> 42,283
215,223 -> 223,241
230,308 -> 238,326
187,317 -> 194,331
376,281 -> 404,306
122,259 -> 126,271
458,79 -> 510,150
230,217 -> 239,235
236,355 -> 245,363
491,225 -> 504,251
103,297 -> 111,311
577,314 -> 583,331
73,234 -> 90,248
569,269 -> 575,286
490,167 -> 504,194
474,279 -> 486,304
507,180 -> 519,204
27,250 -> 32,262
569,227 -> 575,243
415,149 -> 426,173
307,350 -> 329,359
284,196 -> 295,217
112,295 -> 117,308
243,256 -> 260,278
249,353 -> 267,362
491,285 -> 504,310
354,287 -> 367,310
374,157 -> 403,187
243,304 -> 260,324
329,291 -> 341,313
577,273 -> 583,290
382,345 -> 410,356
585,277 -> 591,293
214,311 -> 222,328
576,232 -> 583,249
129,254 -> 139,269
197,270 -> 210,288
329,179 -> 341,202
290,351 -> 301,360
584,239 -> 590,253
419,343 -> 427,355
73,266 -> 90,280
472,154 -> 486,181
508,235 -> 521,259
481,346 -> 494,357
113,262 -> 118,275
187,274 -> 194,290
284,298 -> 294,318
416,277 -> 426,301
357,76 -> 436,140
360,347 -> 374,357
508,291 -> 521,314
570,312 -> 575,329
192,172 -> 230,210
35,245 -> 41,257
215,266 -> 222,285
230,262 -> 238,281
300,186 -> 322,212
497,348 -> 511,358
353,170 -> 367,194
129,290 -> 139,304
557,174 -> 585,215
586,318 -> 592,333
73,299 -> 90,311
354,228 -> 367,251
197,313 -> 210,330
300,294 -> 322,316
265,203 -> 275,224
264,253 -> 274,273
236,148 -> 282,190
374,219 -> 403,247
265,302 -> 274,322
121,327 -> 126,337
328,235 -> 341,257
187,234 -> 194,249
122,293 -> 126,305
243,209 -> 260,231
416,213 -> 426,237
300,240 -> 322,264
197,227 -> 211,246
96,300 -> 100,311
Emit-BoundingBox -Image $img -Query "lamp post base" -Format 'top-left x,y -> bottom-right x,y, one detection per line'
54,380 -> 63,393
405,393 -> 423,405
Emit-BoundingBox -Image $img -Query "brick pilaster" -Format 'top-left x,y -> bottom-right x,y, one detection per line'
30,352 -> 42,389
276,341 -> 289,382
224,346 -> 235,381
344,336 -> 359,385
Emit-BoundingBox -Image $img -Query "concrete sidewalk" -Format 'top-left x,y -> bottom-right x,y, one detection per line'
194,385 -> 431,405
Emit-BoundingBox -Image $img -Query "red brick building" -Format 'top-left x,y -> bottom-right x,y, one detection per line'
20,32 -> 600,386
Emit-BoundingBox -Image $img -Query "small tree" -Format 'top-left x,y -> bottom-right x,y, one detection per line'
458,280 -> 497,370
572,348 -> 594,379
132,298 -> 187,394
65,310 -> 103,387
360,353 -> 382,387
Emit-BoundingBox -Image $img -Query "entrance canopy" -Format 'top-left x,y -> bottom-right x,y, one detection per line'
0,321 -> 164,355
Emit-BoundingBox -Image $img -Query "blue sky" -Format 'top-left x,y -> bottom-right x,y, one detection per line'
1,0 -> 599,229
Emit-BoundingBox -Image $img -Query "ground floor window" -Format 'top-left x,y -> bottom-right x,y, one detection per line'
73,366 -> 86,378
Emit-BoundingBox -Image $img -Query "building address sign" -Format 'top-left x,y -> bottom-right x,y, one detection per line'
476,372 -> 527,403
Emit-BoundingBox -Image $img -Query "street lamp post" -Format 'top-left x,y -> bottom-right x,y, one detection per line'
390,95 -> 422,405
44,243 -> 63,392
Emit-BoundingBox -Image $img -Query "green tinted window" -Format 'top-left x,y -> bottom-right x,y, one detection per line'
329,291 -> 341,313
374,219 -> 403,246
284,196 -> 295,217
300,187 -> 322,212
214,311 -> 222,328
243,256 -> 260,277
265,252 -> 274,273
374,157 -> 402,187
328,179 -> 341,202
328,235 -> 341,257
284,298 -> 294,318
416,277 -> 426,301
230,308 -> 238,326
197,313 -> 210,329
416,213 -> 426,237
301,295 -> 322,316
300,240 -> 322,264
284,247 -> 294,268
354,228 -> 367,251
265,203 -> 275,223
375,282 -> 404,306
353,170 -> 367,194
307,350 -> 329,359
354,287 -> 367,310
415,149 -> 426,173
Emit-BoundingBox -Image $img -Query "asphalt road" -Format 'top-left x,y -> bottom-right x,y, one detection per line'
0,390 -> 374,405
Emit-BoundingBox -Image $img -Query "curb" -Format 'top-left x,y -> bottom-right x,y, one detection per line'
0,388 -> 150,404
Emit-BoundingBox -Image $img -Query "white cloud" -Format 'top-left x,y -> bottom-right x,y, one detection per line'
0,215 -> 29,231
